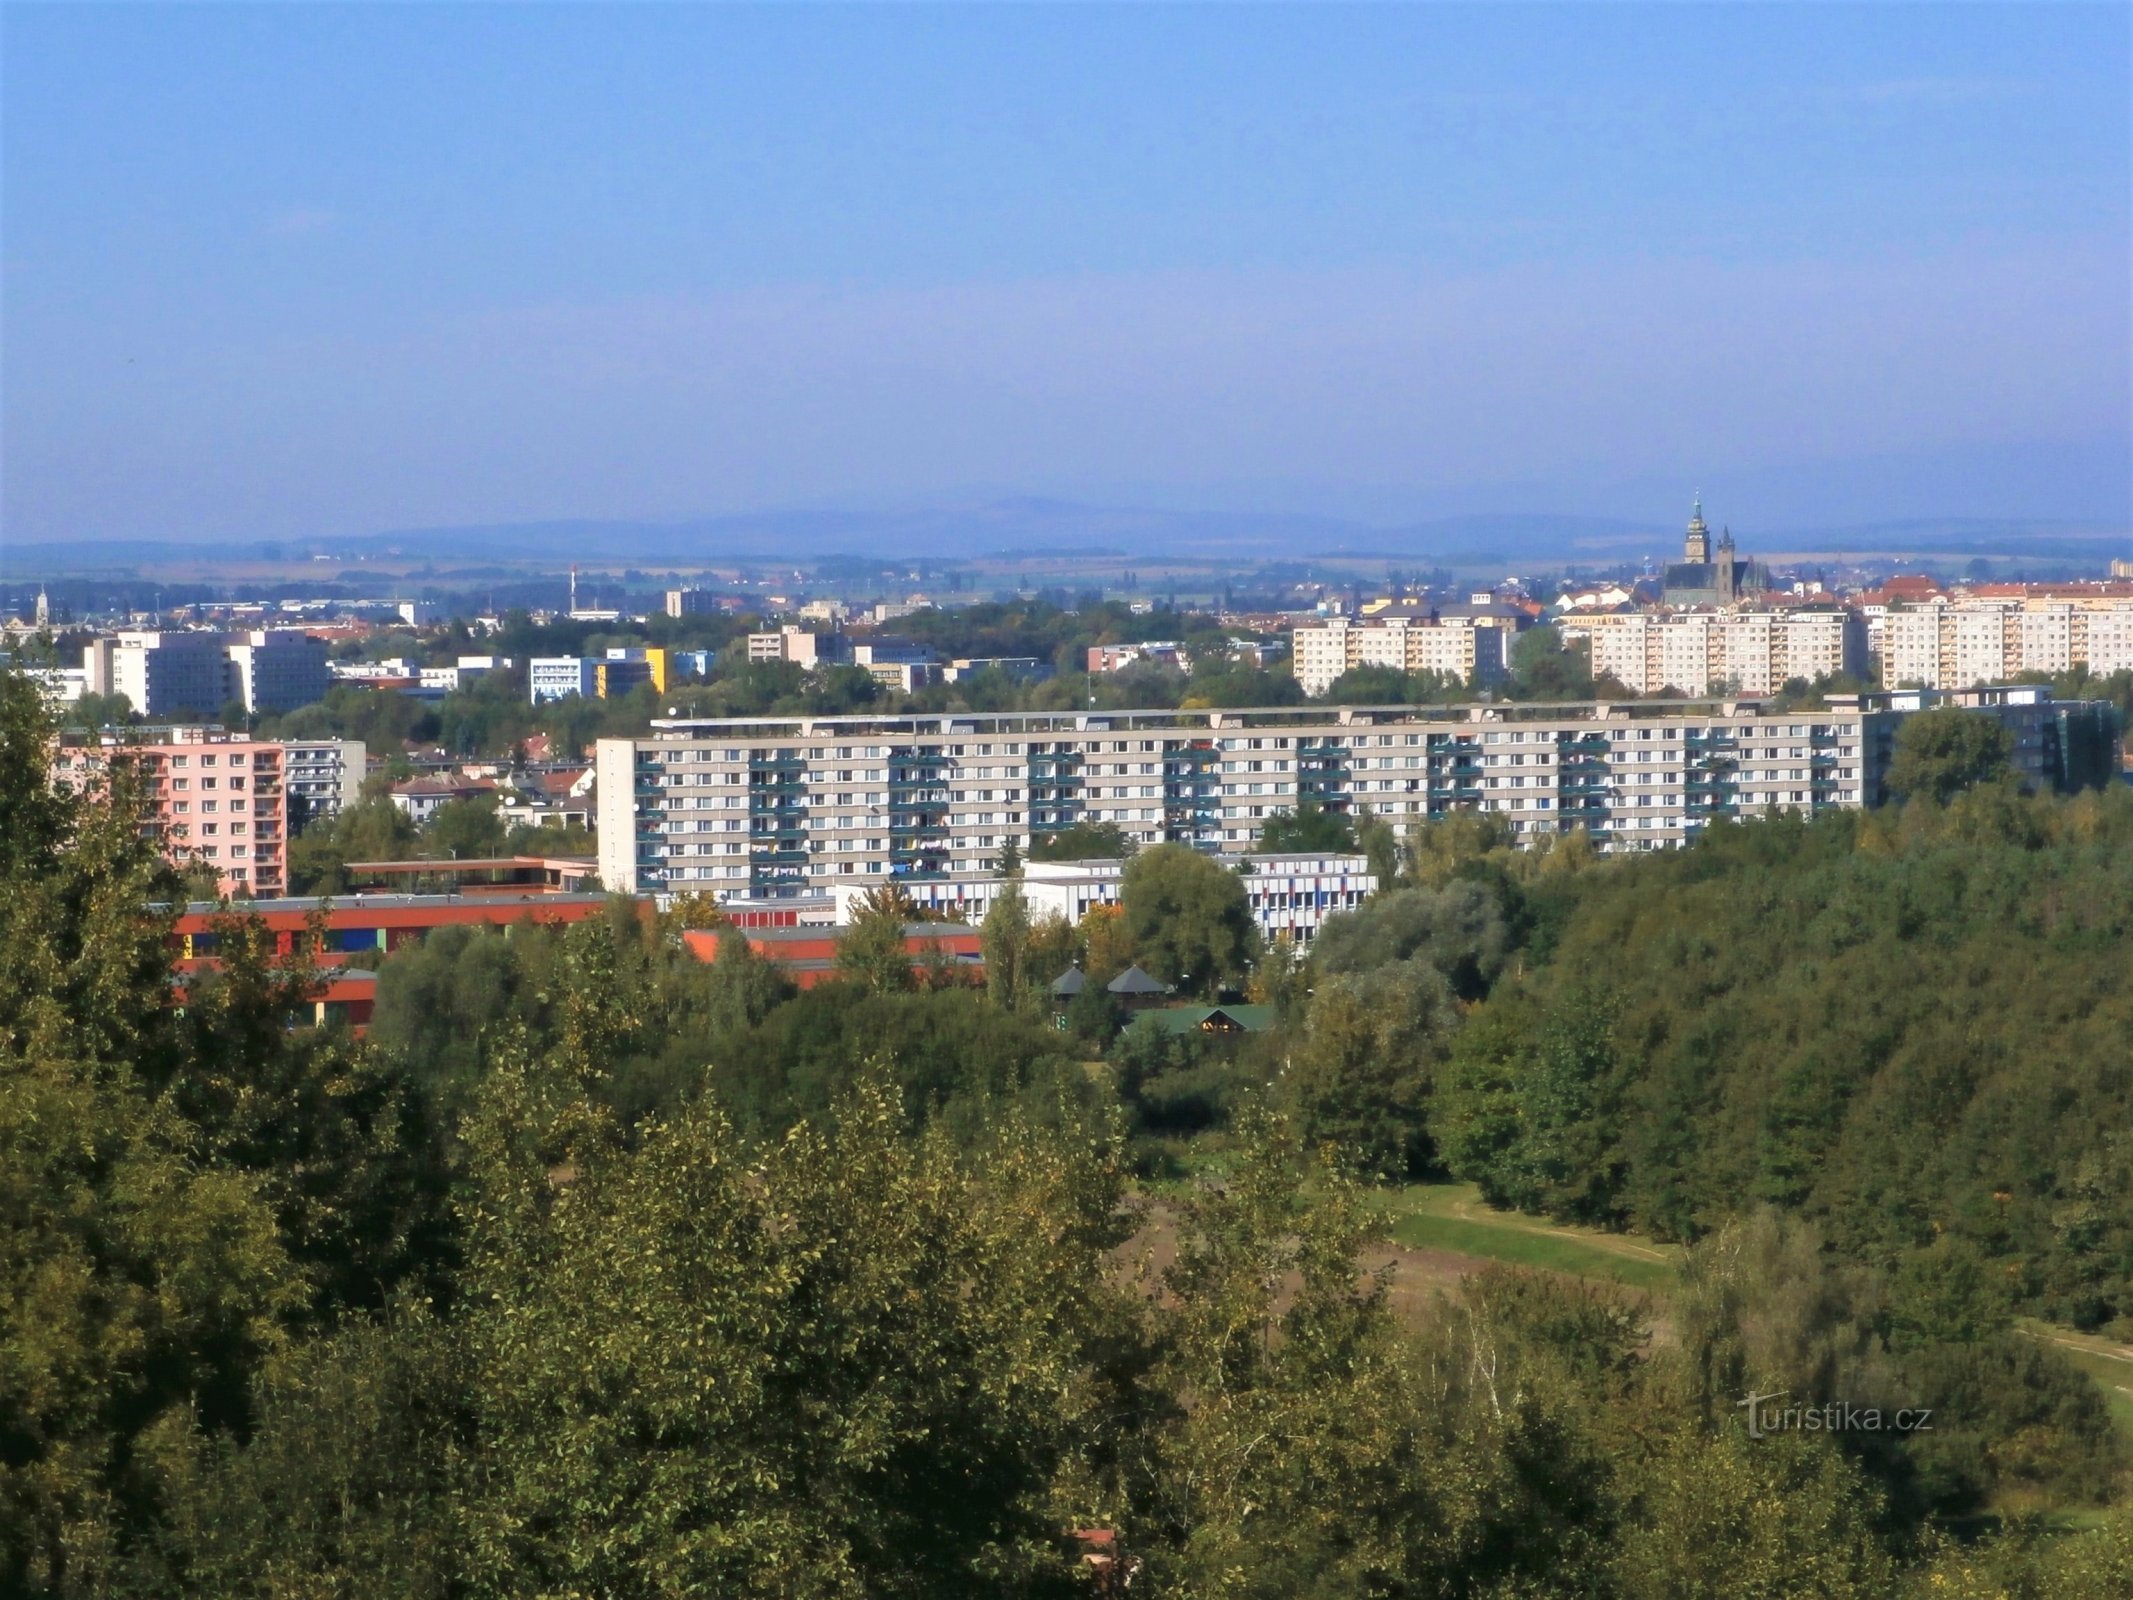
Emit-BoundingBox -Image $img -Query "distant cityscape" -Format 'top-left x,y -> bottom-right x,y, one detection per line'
4,498 -> 2126,908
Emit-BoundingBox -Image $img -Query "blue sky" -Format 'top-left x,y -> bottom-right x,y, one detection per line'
4,3 -> 2127,544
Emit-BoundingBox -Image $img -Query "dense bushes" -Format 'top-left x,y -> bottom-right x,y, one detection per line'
7,669 -> 2132,1596
1437,792 -> 2133,1332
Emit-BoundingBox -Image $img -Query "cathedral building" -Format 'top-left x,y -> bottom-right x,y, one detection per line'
1662,495 -> 1769,606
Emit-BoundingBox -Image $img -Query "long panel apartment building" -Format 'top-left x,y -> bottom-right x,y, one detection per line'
1564,609 -> 1867,697
597,687 -> 2109,898
1292,614 -> 1516,696
1871,596 -> 2133,689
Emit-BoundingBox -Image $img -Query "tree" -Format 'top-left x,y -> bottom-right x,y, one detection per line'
1318,663 -> 1412,704
1354,807 -> 1401,888
67,690 -> 135,729
1023,911 -> 1080,993
690,925 -> 795,1038
419,795 -> 509,860
0,673 -> 303,1592
1255,799 -> 1355,853
446,1068 -> 1133,1597
1285,960 -> 1458,1178
1509,624 -> 1593,701
837,888 -> 917,993
1311,880 -> 1510,1001
1118,844 -> 1258,997
1884,706 -> 2016,804
979,879 -> 1032,1009
992,834 -> 1023,879
287,794 -> 418,895
1030,819 -> 1135,861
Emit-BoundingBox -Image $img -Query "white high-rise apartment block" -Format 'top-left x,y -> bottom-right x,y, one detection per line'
281,739 -> 366,829
2089,606 -> 2133,674
83,629 -> 331,718
1868,596 -> 2133,688
84,631 -> 234,719
1566,610 -> 1867,697
595,688 -> 2105,900
226,630 -> 332,714
1290,616 -> 1513,695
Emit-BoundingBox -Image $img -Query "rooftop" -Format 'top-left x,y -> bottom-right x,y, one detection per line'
635,693 -> 1983,743
163,891 -> 614,915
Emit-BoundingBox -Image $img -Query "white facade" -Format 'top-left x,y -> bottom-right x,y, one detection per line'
530,657 -> 600,703
83,629 -> 330,717
593,695 -> 2072,901
27,666 -> 86,706
1869,598 -> 2133,688
86,632 -> 234,719
282,739 -> 366,828
1291,617 -> 1513,695
226,630 -> 331,714
1566,610 -> 1867,696
851,639 -> 939,691
746,627 -> 839,668
798,853 -> 1375,945
2090,607 -> 2133,674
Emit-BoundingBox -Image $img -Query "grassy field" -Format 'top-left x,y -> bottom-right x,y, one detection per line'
1363,1182 -> 1683,1295
2021,1320 -> 2133,1440
1357,1186 -> 2133,1457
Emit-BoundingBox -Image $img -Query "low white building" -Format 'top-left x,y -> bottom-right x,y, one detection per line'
389,775 -> 495,825
530,657 -> 601,703
1021,853 -> 1374,945
803,852 -> 1379,945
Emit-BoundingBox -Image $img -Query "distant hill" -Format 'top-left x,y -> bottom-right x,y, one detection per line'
5,499 -> 2123,577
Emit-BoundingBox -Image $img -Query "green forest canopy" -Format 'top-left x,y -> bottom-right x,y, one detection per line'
4,666 -> 2131,1597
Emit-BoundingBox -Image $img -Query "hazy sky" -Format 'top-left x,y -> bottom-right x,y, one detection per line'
4,3 -> 2127,544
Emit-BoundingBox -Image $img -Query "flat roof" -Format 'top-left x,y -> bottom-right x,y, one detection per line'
344,855 -> 595,872
165,891 -> 615,915
631,687 -> 2086,743
634,700 -> 1848,742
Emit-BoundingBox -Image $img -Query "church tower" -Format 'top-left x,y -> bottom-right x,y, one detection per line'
1684,494 -> 1711,564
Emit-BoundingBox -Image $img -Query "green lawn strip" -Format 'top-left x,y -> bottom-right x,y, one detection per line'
1365,1185 -> 1681,1294
2018,1321 -> 2133,1443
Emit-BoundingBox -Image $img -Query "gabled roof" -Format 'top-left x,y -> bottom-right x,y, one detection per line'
391,775 -> 493,798
1106,964 -> 1168,995
1141,1003 -> 1276,1035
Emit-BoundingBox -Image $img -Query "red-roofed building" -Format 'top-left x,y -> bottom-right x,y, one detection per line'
170,890 -> 620,969
169,890 -> 633,1032
681,921 -> 983,988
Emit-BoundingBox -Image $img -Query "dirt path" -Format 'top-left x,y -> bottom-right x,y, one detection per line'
1421,1189 -> 1678,1265
1122,1197 -> 1672,1343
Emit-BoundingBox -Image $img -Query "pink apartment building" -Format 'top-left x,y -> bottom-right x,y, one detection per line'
54,728 -> 289,897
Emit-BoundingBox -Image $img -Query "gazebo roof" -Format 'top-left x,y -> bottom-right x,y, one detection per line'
1105,964 -> 1169,996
